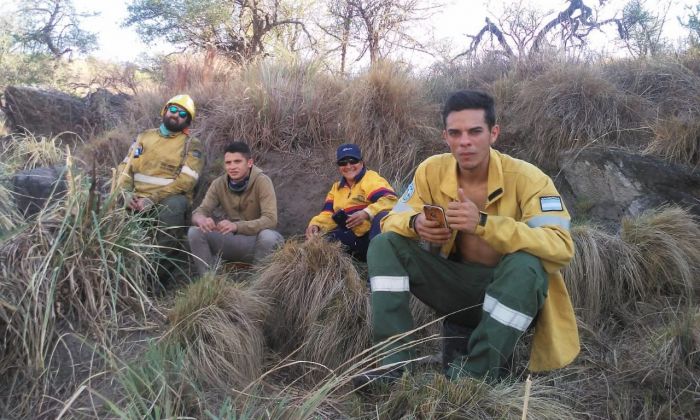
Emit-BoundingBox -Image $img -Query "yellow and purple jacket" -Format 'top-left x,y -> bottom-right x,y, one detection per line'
309,167 -> 398,237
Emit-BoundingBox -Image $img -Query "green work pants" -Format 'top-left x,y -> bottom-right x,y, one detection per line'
154,194 -> 189,251
367,232 -> 548,379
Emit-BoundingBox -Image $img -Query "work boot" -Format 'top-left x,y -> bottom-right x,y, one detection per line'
441,319 -> 473,375
352,365 -> 405,391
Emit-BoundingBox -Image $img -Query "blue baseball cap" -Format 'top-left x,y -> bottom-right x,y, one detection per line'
336,144 -> 362,162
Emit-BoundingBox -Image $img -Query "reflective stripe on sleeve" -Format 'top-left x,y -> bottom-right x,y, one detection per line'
370,276 -> 410,292
392,201 -> 413,213
526,215 -> 570,230
133,173 -> 174,186
483,294 -> 533,331
180,165 -> 199,180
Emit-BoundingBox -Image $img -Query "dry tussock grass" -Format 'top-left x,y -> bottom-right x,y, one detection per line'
565,206 -> 699,326
165,274 -> 269,390
647,115 -> 700,166
560,304 -> 699,418
341,61 -> 439,180
620,206 -> 700,300
252,238 -> 370,378
374,373 -> 573,419
504,63 -> 646,169
603,58 -> 700,117
564,224 -> 643,324
199,60 -> 344,159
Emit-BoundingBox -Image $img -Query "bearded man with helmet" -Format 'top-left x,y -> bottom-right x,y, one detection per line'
115,94 -> 204,256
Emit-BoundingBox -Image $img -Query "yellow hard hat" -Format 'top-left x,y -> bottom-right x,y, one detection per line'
162,94 -> 196,121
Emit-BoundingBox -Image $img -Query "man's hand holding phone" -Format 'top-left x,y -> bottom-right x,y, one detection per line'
415,204 -> 451,244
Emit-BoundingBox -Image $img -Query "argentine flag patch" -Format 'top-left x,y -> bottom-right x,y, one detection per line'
540,196 -> 563,212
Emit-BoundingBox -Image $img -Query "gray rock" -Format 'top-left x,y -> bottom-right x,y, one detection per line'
557,148 -> 700,228
11,166 -> 67,217
2,86 -> 131,139
3,86 -> 89,139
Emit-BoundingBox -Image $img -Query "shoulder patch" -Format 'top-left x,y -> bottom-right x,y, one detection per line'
540,196 -> 563,212
191,150 -> 202,159
399,181 -> 415,203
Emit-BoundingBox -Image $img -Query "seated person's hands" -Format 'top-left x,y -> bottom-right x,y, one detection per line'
195,216 -> 217,233
127,196 -> 153,212
217,220 -> 238,234
346,210 -> 369,229
305,224 -> 320,240
414,213 -> 451,244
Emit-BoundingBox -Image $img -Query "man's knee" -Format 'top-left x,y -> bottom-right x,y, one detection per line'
257,229 -> 283,248
187,226 -> 205,242
497,251 -> 548,291
369,231 -> 401,250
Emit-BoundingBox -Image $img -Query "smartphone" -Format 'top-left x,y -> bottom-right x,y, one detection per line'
423,204 -> 448,228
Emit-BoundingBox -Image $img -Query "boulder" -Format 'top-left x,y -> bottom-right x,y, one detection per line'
85,88 -> 131,131
3,86 -> 89,139
12,166 -> 67,217
2,86 -> 131,139
557,148 -> 700,228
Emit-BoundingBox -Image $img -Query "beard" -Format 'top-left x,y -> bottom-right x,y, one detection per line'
162,114 -> 189,132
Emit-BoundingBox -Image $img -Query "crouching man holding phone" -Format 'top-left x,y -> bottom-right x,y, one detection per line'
354,90 -> 579,388
305,144 -> 397,261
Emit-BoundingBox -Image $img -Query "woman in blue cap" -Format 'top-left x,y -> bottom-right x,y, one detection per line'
305,143 -> 398,261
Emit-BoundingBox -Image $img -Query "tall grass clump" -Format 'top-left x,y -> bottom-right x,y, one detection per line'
566,206 -> 699,326
253,238 -> 370,378
164,274 -> 269,390
503,63 -> 645,169
0,144 -> 159,416
341,61 -> 440,180
197,59 -> 344,159
619,206 -> 700,300
647,115 -> 700,166
564,224 -> 642,325
108,343 -> 207,419
602,58 -> 700,118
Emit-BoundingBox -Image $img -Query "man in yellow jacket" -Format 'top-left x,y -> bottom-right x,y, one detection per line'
116,94 -> 204,240
355,90 -> 579,387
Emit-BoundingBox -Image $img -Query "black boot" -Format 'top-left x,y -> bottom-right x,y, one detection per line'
441,320 -> 473,375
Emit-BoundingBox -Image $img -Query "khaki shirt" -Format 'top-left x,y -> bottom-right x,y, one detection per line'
192,166 -> 278,236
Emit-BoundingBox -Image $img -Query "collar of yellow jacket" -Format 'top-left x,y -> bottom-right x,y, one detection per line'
439,148 -> 505,208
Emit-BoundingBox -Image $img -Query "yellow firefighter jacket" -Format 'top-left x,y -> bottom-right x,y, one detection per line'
309,167 -> 398,237
382,149 -> 580,371
116,128 -> 204,203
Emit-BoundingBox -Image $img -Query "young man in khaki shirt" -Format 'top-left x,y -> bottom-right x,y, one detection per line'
188,142 -> 283,276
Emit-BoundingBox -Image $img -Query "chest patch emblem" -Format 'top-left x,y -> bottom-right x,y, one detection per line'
540,196 -> 563,212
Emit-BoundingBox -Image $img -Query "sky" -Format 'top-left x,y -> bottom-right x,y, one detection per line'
56,0 -> 700,64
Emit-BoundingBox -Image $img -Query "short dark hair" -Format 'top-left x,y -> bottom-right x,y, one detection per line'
442,90 -> 496,129
224,141 -> 252,159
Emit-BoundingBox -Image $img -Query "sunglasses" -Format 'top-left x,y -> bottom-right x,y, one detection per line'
168,105 -> 188,118
337,158 -> 360,166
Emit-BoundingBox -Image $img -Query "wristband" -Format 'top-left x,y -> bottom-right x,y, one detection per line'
478,211 -> 488,227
